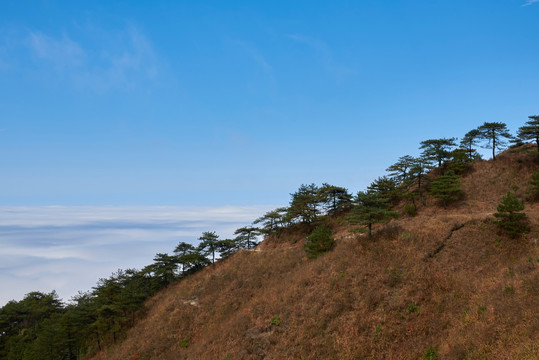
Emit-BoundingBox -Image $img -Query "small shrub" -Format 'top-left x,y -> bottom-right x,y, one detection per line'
422,346 -> 438,360
493,192 -> 529,238
403,204 -> 417,216
504,284 -> 515,295
429,170 -> 464,208
401,231 -> 414,240
180,337 -> 189,348
477,305 -> 487,316
407,302 -> 419,314
305,224 -> 335,258
271,315 -> 281,326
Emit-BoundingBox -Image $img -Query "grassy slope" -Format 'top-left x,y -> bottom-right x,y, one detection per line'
90,148 -> 539,360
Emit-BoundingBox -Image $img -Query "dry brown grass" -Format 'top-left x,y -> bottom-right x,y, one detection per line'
88,149 -> 539,360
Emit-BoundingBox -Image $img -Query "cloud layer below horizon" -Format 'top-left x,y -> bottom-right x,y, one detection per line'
0,205 -> 272,306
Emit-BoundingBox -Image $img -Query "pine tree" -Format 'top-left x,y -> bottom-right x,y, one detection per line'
477,122 -> 513,160
493,192 -> 529,237
446,149 -> 472,175
460,129 -> 481,160
517,115 -> 539,152
317,183 -> 352,217
428,170 -> 464,208
386,155 -> 415,184
409,156 -> 432,203
367,176 -> 400,203
216,238 -> 240,259
348,191 -> 398,237
174,242 -> 196,274
305,224 -> 335,258
234,226 -> 261,249
198,231 -> 220,264
288,183 -> 320,224
143,253 -> 179,288
419,138 -> 457,168
253,208 -> 288,235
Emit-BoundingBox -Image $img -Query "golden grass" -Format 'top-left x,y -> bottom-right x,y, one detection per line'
88,148 -> 539,360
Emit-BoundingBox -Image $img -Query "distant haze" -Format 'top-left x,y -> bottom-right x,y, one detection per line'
0,206 -> 272,306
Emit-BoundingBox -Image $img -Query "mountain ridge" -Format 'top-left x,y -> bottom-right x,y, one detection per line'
88,146 -> 539,360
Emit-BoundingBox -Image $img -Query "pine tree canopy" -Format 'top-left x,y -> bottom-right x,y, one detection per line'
477,122 -> 513,160
517,115 -> 539,152
419,138 -> 457,168
348,190 -> 398,237
460,129 -> 481,160
428,170 -> 464,208
493,192 -> 529,237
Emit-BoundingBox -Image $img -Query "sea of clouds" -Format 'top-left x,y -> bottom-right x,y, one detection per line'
0,205 -> 272,306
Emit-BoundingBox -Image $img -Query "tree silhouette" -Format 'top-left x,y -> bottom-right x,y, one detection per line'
477,122 -> 512,160
419,138 -> 457,168
517,115 -> 539,152
317,183 -> 352,217
234,226 -> 261,249
460,129 -> 481,160
386,155 -> 415,184
254,208 -> 288,235
198,231 -> 220,264
288,183 -> 320,224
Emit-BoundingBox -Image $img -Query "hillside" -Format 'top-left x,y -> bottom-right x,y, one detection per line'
89,148 -> 539,360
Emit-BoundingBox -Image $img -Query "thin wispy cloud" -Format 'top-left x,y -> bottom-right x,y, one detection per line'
244,45 -> 272,74
28,32 -> 85,68
522,0 -> 539,6
287,33 -> 356,80
0,205 -> 273,306
22,25 -> 161,91
98,26 -> 160,88
228,39 -> 272,74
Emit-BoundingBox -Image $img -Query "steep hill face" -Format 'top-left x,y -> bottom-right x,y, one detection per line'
89,148 -> 539,360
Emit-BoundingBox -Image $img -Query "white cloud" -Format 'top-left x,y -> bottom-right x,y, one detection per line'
0,205 -> 273,306
97,26 -> 160,88
24,26 -> 161,91
522,0 -> 539,6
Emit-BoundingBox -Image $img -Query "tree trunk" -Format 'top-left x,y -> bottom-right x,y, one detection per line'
492,134 -> 496,160
418,174 -> 423,203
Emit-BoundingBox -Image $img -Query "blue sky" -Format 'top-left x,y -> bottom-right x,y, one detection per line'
1,0 -> 537,206
0,0 -> 538,303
